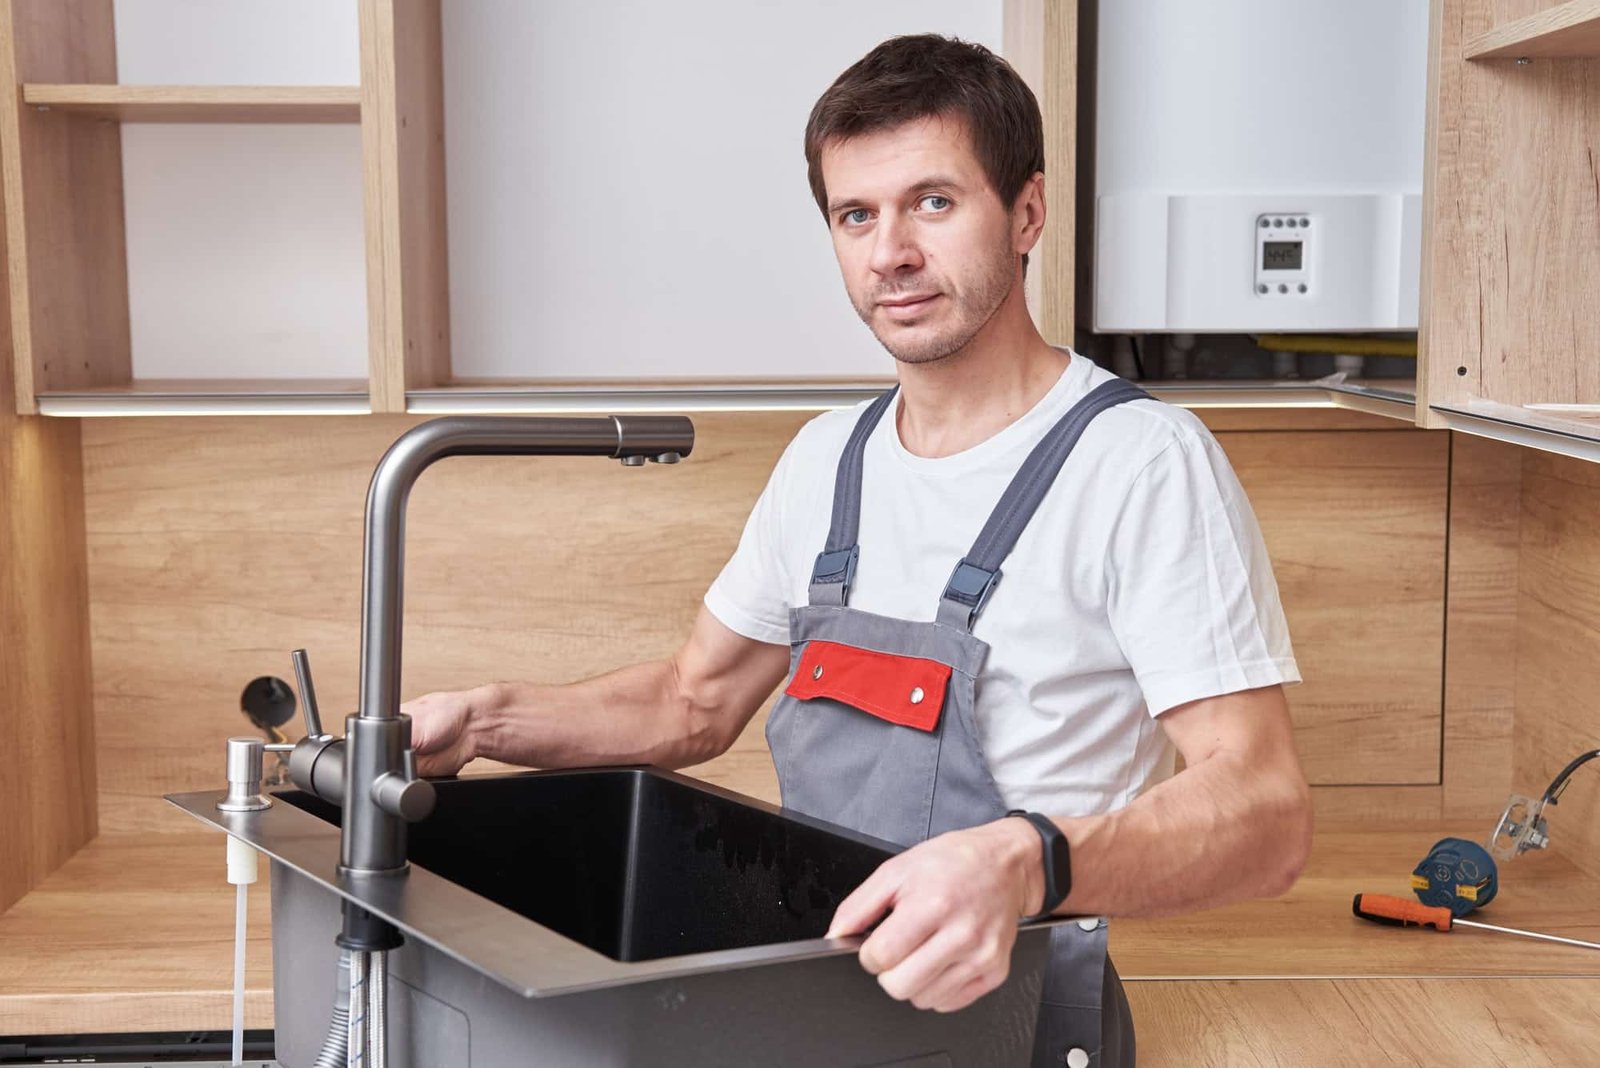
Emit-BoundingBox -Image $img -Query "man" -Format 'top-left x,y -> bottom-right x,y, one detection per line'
406,34 -> 1312,1067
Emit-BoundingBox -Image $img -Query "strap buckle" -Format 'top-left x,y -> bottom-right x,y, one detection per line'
810,545 -> 860,604
942,559 -> 1002,628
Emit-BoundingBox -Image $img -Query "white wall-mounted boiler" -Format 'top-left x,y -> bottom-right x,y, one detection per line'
1090,0 -> 1430,334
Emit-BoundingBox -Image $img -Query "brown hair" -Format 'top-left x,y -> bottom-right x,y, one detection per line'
803,34 -> 1043,220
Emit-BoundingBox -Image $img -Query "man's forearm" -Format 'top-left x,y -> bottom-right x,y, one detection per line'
1044,749 -> 1312,919
465,659 -> 725,771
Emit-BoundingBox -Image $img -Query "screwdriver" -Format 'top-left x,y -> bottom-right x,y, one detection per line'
1353,893 -> 1600,951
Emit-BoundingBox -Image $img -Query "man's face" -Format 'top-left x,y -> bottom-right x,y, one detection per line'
820,114 -> 1019,366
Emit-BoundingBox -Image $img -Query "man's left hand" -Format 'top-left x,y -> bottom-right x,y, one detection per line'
825,818 -> 1046,1013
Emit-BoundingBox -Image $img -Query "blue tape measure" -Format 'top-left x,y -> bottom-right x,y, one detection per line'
1411,837 -> 1498,917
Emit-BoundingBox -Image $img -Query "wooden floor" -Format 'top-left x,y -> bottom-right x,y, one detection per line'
1,823 -> 1597,1064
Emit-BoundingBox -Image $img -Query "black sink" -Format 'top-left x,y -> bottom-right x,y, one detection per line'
178,766 -> 1051,1064
277,767 -> 897,963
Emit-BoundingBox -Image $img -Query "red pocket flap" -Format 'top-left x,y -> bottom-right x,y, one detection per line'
783,640 -> 952,732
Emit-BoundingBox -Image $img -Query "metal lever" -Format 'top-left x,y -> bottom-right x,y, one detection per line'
283,647 -> 434,824
290,648 -> 326,738
286,648 -> 345,805
372,750 -> 436,823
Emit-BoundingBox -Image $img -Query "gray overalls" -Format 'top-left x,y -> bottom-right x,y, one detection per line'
767,376 -> 1147,1068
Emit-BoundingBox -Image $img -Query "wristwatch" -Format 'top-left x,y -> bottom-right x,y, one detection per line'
1006,809 -> 1072,919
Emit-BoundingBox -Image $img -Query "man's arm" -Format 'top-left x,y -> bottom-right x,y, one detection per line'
1033,682 -> 1313,917
406,605 -> 791,776
826,684 -> 1312,1012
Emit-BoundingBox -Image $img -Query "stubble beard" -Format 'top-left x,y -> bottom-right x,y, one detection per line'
853,244 -> 1018,367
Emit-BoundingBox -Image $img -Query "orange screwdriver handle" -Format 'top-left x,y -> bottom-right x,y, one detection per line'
1352,893 -> 1454,931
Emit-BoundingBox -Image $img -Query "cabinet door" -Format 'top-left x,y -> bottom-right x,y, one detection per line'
1218,430 -> 1448,785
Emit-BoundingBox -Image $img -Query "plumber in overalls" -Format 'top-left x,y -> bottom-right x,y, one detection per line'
407,34 -> 1314,1068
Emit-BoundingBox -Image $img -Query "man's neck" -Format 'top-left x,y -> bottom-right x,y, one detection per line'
893,306 -> 1070,460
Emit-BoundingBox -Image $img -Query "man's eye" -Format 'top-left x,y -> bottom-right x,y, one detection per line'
843,209 -> 870,225
920,195 -> 951,211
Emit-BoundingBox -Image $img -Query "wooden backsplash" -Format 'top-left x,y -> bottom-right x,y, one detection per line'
81,412 -> 805,835
1514,451 -> 1600,878
78,408 -> 1464,840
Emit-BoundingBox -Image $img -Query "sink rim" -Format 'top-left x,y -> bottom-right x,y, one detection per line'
168,765 -> 1064,999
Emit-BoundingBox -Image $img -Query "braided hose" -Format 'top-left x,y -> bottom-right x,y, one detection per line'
346,950 -> 369,1068
368,950 -> 388,1068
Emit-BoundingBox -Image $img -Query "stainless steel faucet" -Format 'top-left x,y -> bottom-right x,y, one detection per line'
283,414 -> 695,875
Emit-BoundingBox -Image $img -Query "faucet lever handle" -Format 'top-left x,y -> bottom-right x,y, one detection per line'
290,648 -> 326,739
372,767 -> 436,823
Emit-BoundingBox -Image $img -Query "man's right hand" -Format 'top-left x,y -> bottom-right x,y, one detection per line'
404,687 -> 486,777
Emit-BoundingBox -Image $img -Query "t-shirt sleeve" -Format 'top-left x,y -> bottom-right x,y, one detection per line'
1105,425 -> 1302,717
702,439 -> 799,646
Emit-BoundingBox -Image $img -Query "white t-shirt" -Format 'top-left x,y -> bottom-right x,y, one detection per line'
704,353 -> 1301,817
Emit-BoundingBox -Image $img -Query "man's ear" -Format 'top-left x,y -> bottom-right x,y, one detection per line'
1013,172 -> 1046,257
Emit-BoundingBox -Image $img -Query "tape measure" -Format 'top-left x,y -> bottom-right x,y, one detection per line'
1410,837 -> 1498,917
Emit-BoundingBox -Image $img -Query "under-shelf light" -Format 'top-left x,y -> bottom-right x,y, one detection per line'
37,395 -> 372,418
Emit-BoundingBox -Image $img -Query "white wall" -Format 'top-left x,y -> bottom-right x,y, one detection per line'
113,0 -> 367,381
442,0 -> 1006,381
113,0 -> 359,86
110,1 -> 1013,383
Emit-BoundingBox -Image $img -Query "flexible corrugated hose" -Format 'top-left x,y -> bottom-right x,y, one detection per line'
310,948 -> 352,1068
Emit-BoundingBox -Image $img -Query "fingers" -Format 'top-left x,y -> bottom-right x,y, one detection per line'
414,750 -> 464,777
925,968 -> 1004,1014
870,921 -> 968,997
856,897 -> 944,977
832,832 -> 1021,1017
403,695 -> 444,751
873,917 -> 1012,1011
826,859 -> 904,938
404,692 -> 472,776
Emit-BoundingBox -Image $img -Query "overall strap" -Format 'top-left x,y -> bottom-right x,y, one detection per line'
808,386 -> 900,606
937,377 -> 1153,630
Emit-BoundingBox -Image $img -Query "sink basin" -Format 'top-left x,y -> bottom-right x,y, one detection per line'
170,766 -> 1055,1067
277,767 -> 894,963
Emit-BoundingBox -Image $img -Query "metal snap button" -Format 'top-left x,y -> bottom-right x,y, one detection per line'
1066,1049 -> 1090,1068
812,664 -> 823,680
1077,917 -> 1100,931
909,687 -> 924,704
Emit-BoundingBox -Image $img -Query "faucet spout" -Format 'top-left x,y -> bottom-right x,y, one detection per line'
339,413 -> 695,875
359,415 -> 694,724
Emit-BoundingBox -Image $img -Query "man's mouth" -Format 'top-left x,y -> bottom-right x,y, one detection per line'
878,293 -> 941,318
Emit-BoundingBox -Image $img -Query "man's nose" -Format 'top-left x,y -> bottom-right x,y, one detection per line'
868,212 -> 923,277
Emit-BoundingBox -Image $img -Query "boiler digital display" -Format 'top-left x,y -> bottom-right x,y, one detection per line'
1262,241 -> 1303,271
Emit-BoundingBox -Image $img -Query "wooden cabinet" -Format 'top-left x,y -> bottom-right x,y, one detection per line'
1417,0 -> 1600,453
1222,430 -> 1450,785
0,102 -> 96,913
0,0 -> 443,414
0,1 -> 1075,415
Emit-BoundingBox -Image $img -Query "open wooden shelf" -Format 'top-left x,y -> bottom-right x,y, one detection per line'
21,84 -> 361,123
1464,0 -> 1600,59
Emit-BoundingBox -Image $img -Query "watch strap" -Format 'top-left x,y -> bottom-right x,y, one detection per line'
1006,809 -> 1071,919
